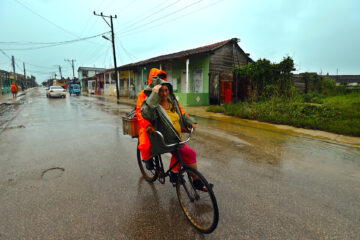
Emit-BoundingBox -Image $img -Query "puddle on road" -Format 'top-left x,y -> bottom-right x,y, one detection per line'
41,167 -> 65,180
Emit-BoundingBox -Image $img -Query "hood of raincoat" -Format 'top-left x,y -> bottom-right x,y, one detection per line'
144,68 -> 173,95
147,68 -> 167,85
11,82 -> 17,92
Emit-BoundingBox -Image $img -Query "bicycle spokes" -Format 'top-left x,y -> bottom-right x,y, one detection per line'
176,167 -> 219,234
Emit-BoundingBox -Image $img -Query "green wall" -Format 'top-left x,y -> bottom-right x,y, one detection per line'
1,73 -> 11,95
174,93 -> 209,106
132,53 -> 210,106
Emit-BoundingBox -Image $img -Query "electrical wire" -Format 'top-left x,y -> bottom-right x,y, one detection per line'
0,32 -> 110,51
102,47 -> 112,67
117,0 -> 179,33
0,49 -> 12,60
14,0 -> 80,38
118,0 -> 203,35
120,0 -> 224,38
115,36 -> 138,62
116,0 -> 139,15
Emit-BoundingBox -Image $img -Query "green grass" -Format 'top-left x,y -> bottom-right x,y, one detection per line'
207,93 -> 360,136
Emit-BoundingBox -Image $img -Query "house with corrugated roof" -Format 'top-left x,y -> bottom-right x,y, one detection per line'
77,67 -> 105,93
117,38 -> 252,106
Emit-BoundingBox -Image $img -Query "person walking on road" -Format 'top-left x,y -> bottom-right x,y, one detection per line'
11,82 -> 18,99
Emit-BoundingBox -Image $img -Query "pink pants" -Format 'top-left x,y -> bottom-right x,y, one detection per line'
169,144 -> 196,172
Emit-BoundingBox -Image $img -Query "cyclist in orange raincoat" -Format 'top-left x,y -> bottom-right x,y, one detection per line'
136,68 -> 168,164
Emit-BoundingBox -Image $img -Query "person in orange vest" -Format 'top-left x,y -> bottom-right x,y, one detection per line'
11,82 -> 18,99
136,68 -> 168,169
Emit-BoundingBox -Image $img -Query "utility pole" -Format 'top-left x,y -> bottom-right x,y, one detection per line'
94,11 -> 120,99
65,59 -> 76,80
11,56 -> 16,83
58,65 -> 63,79
23,62 -> 26,78
23,62 -> 26,89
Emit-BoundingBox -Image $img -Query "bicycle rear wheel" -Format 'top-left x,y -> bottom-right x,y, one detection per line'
176,166 -> 219,234
137,141 -> 157,183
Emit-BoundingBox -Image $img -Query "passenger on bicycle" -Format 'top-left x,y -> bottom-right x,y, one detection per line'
136,68 -> 168,164
140,70 -> 204,189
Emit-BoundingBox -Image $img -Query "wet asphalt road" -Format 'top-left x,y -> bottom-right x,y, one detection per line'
0,88 -> 360,240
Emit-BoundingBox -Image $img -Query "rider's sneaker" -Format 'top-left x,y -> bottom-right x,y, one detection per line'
170,171 -> 178,184
170,172 -> 185,186
144,158 -> 154,170
193,179 -> 207,191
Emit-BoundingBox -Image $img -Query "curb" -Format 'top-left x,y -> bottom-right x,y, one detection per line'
82,92 -> 137,107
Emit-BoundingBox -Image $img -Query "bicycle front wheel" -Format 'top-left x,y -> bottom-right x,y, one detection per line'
176,166 -> 219,234
137,141 -> 157,183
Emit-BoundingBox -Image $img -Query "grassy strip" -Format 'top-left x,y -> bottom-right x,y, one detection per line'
207,93 -> 360,137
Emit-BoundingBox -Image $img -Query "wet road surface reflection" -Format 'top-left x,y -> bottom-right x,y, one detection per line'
0,88 -> 359,239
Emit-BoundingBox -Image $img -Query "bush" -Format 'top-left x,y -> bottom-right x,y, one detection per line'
207,93 -> 360,137
302,92 -> 324,103
233,56 -> 295,101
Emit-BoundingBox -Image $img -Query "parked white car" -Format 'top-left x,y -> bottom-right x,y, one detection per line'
46,86 -> 66,98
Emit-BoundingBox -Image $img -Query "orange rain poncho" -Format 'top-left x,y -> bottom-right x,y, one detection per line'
136,68 -> 168,160
11,82 -> 18,93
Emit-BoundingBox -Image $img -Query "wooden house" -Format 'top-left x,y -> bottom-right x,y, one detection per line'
117,38 -> 252,106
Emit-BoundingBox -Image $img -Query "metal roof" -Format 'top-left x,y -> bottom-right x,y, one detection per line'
117,38 -> 251,70
77,67 -> 106,72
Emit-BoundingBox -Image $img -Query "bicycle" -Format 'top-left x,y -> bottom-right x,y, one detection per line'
137,129 -> 219,234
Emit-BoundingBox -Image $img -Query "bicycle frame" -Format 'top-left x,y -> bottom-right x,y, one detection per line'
153,129 -> 193,183
153,145 -> 183,183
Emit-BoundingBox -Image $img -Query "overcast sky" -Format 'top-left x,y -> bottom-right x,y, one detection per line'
0,0 -> 359,83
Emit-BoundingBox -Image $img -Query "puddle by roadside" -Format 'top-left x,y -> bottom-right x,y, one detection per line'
41,167 -> 65,180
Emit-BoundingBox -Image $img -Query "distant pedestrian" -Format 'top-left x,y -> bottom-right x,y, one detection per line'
11,82 -> 18,99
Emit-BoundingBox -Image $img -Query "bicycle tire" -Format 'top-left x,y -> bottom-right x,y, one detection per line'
136,141 -> 158,183
176,166 -> 219,234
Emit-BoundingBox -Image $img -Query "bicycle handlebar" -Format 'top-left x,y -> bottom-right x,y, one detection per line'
155,128 -> 194,148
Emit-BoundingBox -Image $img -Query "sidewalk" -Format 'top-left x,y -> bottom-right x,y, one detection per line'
83,92 -> 360,147
0,90 -> 27,105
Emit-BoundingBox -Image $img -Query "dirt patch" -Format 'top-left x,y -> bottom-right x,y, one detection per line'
0,125 -> 25,130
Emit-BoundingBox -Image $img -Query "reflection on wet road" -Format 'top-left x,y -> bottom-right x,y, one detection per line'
0,88 -> 359,239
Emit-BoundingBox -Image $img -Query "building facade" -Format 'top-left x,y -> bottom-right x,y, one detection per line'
0,70 -> 11,95
77,67 -> 105,93
117,38 -> 252,106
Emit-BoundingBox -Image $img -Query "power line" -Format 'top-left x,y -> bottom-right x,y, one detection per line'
116,0 -> 139,15
117,0 -> 177,32
120,0 -> 224,38
0,32 -> 109,51
102,46 -> 112,67
14,0 -> 80,38
0,49 -> 12,60
118,0 -> 203,35
115,36 -> 138,61
23,62 -> 70,70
